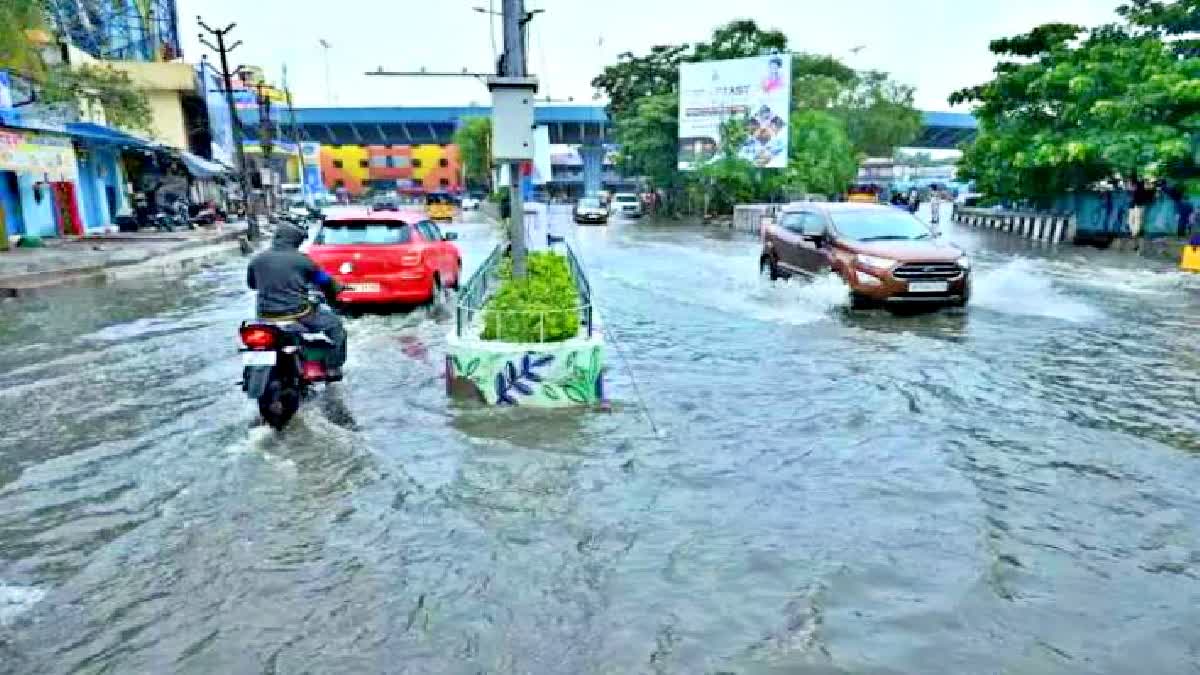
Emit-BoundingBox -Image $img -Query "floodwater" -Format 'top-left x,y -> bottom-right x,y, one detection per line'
1,206 -> 1199,673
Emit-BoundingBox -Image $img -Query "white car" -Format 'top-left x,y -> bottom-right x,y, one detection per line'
461,196 -> 481,210
612,193 -> 644,218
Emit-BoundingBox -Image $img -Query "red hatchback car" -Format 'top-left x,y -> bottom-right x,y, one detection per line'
307,209 -> 462,305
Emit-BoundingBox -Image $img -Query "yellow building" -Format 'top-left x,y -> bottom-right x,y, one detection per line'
106,61 -> 198,150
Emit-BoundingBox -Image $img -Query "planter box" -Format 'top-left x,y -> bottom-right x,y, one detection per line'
446,332 -> 605,407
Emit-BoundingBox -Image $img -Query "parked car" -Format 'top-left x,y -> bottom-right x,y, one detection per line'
760,202 -> 970,310
371,193 -> 400,211
612,192 -> 643,218
307,210 -> 462,306
573,196 -> 609,225
461,195 -> 481,211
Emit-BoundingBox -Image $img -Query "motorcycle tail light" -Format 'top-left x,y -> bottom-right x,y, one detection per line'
240,326 -> 276,349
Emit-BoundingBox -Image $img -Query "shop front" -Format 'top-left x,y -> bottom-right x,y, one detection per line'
0,127 -> 83,239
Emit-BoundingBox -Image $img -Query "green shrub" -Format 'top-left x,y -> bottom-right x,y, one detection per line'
481,252 -> 580,342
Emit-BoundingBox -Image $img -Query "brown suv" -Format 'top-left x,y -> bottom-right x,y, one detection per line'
760,202 -> 970,309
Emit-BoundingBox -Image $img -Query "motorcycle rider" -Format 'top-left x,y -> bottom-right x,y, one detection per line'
246,222 -> 348,379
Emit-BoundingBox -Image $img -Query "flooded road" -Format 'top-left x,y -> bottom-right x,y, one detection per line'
2,208 -> 1200,673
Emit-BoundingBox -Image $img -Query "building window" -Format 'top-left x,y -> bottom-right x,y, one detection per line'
332,159 -> 343,169
438,158 -> 448,168
412,158 -> 422,169
439,177 -> 450,187
334,179 -> 345,189
359,159 -> 369,169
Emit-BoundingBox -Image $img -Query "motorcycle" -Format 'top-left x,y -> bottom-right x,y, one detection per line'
238,313 -> 337,430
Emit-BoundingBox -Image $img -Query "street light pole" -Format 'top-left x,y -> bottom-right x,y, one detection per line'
319,39 -> 334,105
198,17 -> 257,241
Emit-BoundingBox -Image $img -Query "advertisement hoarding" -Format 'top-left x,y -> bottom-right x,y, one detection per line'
199,62 -> 235,167
677,54 -> 791,170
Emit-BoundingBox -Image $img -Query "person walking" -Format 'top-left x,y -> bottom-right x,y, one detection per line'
930,189 -> 942,225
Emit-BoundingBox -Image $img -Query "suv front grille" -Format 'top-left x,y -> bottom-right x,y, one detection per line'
891,262 -> 962,280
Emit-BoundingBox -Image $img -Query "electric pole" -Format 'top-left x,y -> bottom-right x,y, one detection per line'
198,18 -> 257,241
255,80 -> 276,221
502,0 -> 528,278
283,67 -> 308,207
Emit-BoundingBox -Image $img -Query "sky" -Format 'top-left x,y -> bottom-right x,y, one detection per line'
176,0 -> 1125,112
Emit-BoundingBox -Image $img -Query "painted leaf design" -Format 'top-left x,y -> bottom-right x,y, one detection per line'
541,385 -> 561,400
465,357 -> 481,376
520,354 -> 532,376
512,380 -> 534,396
565,351 -> 577,371
530,354 -> 554,368
450,355 -> 463,375
505,361 -> 519,384
524,371 -> 543,383
562,383 -> 589,404
495,372 -> 508,402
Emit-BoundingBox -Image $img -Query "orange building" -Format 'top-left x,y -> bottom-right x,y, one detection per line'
320,143 -> 461,196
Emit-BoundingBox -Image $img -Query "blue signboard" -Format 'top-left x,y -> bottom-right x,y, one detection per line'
198,62 -> 235,166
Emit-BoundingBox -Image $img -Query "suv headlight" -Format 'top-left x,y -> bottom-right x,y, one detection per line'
856,254 -> 897,270
957,255 -> 971,270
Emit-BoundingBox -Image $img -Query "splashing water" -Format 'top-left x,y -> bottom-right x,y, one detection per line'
0,584 -> 45,625
971,258 -> 1101,322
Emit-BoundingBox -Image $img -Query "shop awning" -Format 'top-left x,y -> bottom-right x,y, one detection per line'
178,151 -> 230,178
63,122 -> 155,149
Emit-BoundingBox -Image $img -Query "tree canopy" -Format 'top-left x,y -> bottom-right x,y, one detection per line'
453,116 -> 492,191
591,19 -> 920,211
953,0 -> 1200,202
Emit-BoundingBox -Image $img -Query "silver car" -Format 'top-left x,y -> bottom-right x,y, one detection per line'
612,193 -> 644,218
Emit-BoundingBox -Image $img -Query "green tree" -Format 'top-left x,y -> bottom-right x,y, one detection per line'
781,110 -> 858,197
453,116 -> 492,191
952,11 -> 1200,202
0,0 -> 47,76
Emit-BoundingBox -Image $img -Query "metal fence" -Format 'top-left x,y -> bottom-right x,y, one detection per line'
455,242 -> 595,342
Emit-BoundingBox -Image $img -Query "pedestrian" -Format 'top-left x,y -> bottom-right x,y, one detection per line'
1129,178 -> 1153,238
930,189 -> 942,224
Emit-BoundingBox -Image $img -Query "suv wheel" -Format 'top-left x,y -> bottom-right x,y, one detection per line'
760,255 -> 782,281
850,292 -> 879,310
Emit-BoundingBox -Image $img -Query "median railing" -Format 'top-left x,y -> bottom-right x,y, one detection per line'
454,242 -> 596,342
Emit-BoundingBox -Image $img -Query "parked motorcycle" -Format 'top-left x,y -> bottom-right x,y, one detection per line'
238,315 -> 336,430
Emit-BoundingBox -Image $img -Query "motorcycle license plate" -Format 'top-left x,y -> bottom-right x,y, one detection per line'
242,351 -> 277,366
345,283 -> 381,293
908,281 -> 949,293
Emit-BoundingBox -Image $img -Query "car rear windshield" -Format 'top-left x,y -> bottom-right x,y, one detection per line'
317,221 -> 412,245
614,195 -> 638,203
831,210 -> 933,241
579,198 -> 602,208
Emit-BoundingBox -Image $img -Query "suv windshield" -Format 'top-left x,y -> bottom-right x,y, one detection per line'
317,221 -> 412,245
615,194 -> 638,203
831,210 -> 933,241
579,198 -> 602,208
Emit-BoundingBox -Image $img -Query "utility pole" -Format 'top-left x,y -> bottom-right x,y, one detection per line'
283,65 -> 308,207
255,80 -> 275,221
501,0 -> 528,278
198,18 -> 257,240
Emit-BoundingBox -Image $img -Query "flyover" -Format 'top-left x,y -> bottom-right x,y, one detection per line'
239,106 -> 976,150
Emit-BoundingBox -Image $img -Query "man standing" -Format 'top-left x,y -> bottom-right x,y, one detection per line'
930,189 -> 942,225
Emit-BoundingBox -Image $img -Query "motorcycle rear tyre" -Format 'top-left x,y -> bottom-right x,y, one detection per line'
258,380 -> 301,430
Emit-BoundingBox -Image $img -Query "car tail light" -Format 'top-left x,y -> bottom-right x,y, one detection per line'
400,252 -> 422,266
240,326 -> 277,349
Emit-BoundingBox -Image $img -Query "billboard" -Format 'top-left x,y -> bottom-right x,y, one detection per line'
678,54 -> 791,170
198,62 -> 235,167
